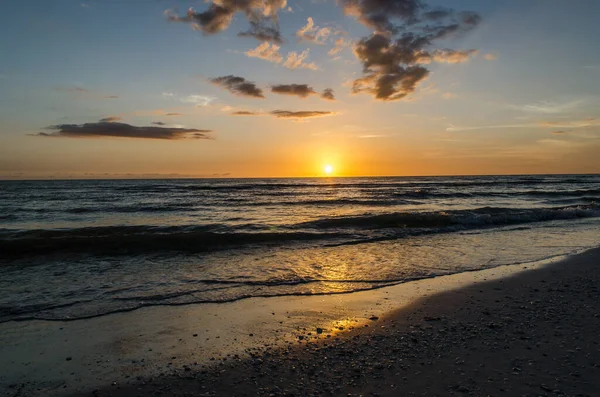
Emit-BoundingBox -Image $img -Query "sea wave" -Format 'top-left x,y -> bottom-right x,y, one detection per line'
1,204 -> 597,258
297,204 -> 600,229
0,226 -> 348,258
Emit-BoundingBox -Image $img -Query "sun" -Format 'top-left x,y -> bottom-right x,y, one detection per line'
324,164 -> 334,175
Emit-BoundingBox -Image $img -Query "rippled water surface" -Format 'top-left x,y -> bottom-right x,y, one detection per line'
1,175 -> 599,321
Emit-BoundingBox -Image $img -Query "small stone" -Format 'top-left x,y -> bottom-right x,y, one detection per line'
369,316 -> 379,321
66,357 -> 72,361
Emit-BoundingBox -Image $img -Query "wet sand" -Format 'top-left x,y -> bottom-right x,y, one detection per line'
2,248 -> 599,396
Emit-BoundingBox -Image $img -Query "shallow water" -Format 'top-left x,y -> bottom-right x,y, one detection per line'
1,175 -> 599,321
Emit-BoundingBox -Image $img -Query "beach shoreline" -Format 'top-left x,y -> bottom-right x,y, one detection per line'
2,247 -> 599,396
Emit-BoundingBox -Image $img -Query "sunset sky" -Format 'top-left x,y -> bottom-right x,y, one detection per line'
1,0 -> 599,178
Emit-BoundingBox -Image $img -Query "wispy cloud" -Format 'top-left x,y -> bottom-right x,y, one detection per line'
447,118 -> 600,132
162,92 -> 215,106
270,110 -> 336,119
283,49 -> 318,70
180,95 -> 216,106
357,134 -> 391,138
515,99 -> 585,114
296,17 -> 331,44
442,92 -> 458,99
231,110 -> 261,116
54,86 -> 89,94
245,43 -> 318,70
54,85 -> 118,100
428,49 -> 478,64
483,53 -> 498,61
245,42 -> 283,63
99,116 -> 122,122
33,120 -> 212,140
328,37 -> 352,56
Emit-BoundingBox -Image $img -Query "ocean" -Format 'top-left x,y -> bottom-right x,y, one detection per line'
1,175 -> 599,323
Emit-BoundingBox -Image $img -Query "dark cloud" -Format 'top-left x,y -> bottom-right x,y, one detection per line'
99,116 -> 121,122
210,75 -> 265,98
231,111 -> 260,116
166,112 -> 183,116
552,130 -> 570,134
165,0 -> 286,42
33,120 -> 212,140
271,84 -> 317,98
270,110 -> 335,119
238,20 -> 282,43
104,95 -> 119,99
321,88 -> 335,101
152,121 -> 166,126
342,0 -> 481,101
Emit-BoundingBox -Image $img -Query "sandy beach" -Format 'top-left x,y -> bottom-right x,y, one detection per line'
1,247 -> 598,396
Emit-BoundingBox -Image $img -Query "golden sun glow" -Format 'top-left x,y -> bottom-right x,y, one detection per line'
324,164 -> 334,175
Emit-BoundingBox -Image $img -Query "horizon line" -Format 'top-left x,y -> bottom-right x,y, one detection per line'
1,172 -> 599,182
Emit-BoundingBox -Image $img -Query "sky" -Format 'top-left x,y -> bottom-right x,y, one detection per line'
1,0 -> 600,179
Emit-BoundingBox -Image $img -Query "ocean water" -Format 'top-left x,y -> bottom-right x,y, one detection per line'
1,175 -> 599,322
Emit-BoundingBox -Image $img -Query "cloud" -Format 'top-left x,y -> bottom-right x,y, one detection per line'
54,86 -> 89,94
321,88 -> 335,101
180,94 -> 216,106
442,92 -> 457,99
283,49 -> 318,70
358,134 -> 391,138
516,99 -> 585,114
429,49 -> 477,64
296,17 -> 331,44
483,53 -> 498,61
540,118 -> 599,129
447,118 -> 600,132
270,110 -> 335,119
552,130 -> 570,134
231,110 -> 261,116
210,75 -> 265,98
245,42 -> 283,63
152,121 -> 166,126
328,37 -> 352,56
245,43 -> 319,70
33,120 -> 212,140
166,112 -> 183,116
99,116 -> 122,122
55,86 -> 118,100
271,84 -> 317,98
341,0 -> 481,101
238,20 -> 282,43
165,0 -> 287,42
